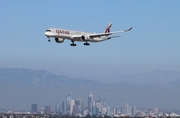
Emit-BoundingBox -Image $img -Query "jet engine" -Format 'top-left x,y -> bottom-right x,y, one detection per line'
55,38 -> 64,43
81,35 -> 91,41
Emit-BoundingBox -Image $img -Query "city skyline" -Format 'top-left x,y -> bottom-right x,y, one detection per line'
1,90 -> 179,116
28,92 -> 150,116
27,92 -> 176,117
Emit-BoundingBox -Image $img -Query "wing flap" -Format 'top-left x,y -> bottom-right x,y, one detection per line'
107,36 -> 121,39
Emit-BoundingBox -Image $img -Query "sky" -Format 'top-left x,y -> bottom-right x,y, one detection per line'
1,1 -> 180,77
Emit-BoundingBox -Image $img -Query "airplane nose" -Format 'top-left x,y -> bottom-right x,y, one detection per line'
44,32 -> 48,36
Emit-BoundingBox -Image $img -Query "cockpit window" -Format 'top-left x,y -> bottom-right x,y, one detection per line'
46,30 -> 51,32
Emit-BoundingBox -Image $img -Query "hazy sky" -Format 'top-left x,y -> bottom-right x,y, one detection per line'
1,1 -> 180,77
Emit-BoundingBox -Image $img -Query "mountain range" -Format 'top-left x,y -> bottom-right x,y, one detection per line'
0,68 -> 180,111
100,70 -> 180,85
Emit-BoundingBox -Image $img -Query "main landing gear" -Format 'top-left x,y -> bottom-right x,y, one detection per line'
70,40 -> 76,46
84,42 -> 90,46
70,41 -> 90,46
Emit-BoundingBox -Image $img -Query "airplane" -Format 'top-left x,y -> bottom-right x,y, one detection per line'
44,23 -> 132,46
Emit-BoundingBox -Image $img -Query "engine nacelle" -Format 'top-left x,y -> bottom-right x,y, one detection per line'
81,35 -> 91,41
55,38 -> 64,43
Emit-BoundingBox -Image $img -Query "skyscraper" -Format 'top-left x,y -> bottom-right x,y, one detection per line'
122,103 -> 132,115
62,101 -> 67,114
66,94 -> 72,112
95,100 -> 102,113
45,106 -> 51,114
120,107 -> 124,114
102,107 -> 107,115
102,99 -> 106,107
67,94 -> 72,105
124,103 -> 129,114
132,106 -> 136,115
38,108 -> 44,114
99,98 -> 106,108
69,99 -> 75,114
92,107 -> 97,115
88,92 -> 93,113
55,103 -> 61,115
106,106 -> 111,116
75,99 -> 83,114
31,104 -> 37,113
73,105 -> 78,115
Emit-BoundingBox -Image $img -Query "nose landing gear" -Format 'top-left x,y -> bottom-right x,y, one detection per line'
47,36 -> 50,42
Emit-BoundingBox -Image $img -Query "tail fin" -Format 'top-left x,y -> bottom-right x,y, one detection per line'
104,23 -> 112,33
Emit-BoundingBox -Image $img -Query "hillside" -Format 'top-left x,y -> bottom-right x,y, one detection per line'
0,68 -> 179,110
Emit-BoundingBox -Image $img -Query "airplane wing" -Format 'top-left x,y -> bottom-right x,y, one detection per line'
71,27 -> 132,39
89,27 -> 132,38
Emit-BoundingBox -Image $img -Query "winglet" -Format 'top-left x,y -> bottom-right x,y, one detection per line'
125,27 -> 133,32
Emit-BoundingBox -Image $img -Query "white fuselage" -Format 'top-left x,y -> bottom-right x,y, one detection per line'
45,28 -> 108,42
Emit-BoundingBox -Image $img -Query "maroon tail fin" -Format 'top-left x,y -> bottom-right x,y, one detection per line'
104,23 -> 112,33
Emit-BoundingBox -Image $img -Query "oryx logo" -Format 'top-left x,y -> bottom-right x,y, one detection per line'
105,23 -> 112,33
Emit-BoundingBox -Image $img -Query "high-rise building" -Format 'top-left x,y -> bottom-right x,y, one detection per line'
55,103 -> 61,115
45,106 -> 51,114
124,103 -> 132,114
132,106 -> 136,115
106,106 -> 111,116
88,92 -> 93,113
73,105 -> 78,115
67,94 -> 72,105
69,99 -> 75,114
121,107 -> 124,114
92,107 -> 97,115
99,98 -> 106,108
75,99 -> 83,114
95,101 -> 102,113
83,110 -> 88,116
113,108 -> 117,115
102,107 -> 107,115
31,104 -> 37,113
124,103 -> 129,114
38,108 -> 44,114
66,94 -> 72,112
62,101 -> 67,114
